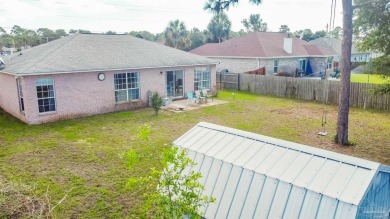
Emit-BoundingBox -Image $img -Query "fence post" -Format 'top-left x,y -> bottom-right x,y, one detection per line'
237,74 -> 240,91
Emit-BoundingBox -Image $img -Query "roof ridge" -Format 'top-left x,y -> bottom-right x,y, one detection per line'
17,34 -> 79,75
254,32 -> 267,57
195,122 -> 380,169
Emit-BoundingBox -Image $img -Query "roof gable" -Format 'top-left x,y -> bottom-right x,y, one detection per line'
174,122 -> 382,218
1,34 -> 214,75
190,32 -> 336,58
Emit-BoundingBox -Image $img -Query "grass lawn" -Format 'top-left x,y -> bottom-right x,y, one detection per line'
1,90 -> 389,217
351,73 -> 388,84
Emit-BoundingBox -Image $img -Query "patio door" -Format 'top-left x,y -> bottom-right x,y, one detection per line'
166,70 -> 184,98
299,59 -> 307,73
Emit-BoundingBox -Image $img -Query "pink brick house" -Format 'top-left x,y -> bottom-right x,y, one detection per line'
0,34 -> 216,124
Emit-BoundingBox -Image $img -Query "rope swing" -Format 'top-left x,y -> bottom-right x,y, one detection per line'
318,0 -> 337,136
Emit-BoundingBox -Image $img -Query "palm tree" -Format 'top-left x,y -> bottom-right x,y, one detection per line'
207,12 -> 231,43
204,0 -> 262,14
164,20 -> 191,50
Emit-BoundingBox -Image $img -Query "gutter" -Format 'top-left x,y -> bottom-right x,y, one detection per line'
0,62 -> 218,77
206,55 -> 334,59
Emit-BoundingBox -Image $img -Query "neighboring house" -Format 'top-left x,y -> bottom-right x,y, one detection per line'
175,122 -> 390,219
1,46 -> 17,55
0,34 -> 216,124
310,37 -> 377,63
190,32 -> 335,75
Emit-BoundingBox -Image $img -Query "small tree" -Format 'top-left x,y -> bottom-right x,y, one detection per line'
151,92 -> 163,115
127,125 -> 215,219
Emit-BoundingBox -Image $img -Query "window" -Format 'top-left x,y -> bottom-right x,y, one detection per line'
299,59 -> 307,73
36,78 -> 56,113
194,67 -> 210,90
114,72 -> 139,102
17,78 -> 24,112
273,59 -> 279,73
327,57 -> 333,69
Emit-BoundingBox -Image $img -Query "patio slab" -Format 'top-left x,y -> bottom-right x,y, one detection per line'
162,99 -> 228,112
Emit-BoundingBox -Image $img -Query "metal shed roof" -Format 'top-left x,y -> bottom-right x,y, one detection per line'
173,122 -> 383,219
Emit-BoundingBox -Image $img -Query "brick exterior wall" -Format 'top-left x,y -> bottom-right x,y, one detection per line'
0,73 -> 27,122
210,57 -> 328,76
211,57 -> 259,73
0,64 -> 215,124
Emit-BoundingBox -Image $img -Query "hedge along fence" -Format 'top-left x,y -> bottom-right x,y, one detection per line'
223,74 -> 390,110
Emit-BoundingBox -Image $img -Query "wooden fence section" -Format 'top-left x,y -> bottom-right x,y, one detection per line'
219,74 -> 390,110
216,72 -> 240,90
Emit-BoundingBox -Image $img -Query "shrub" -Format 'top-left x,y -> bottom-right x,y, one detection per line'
151,92 -> 163,115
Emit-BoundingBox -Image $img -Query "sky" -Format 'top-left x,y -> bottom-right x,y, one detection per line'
0,0 -> 343,34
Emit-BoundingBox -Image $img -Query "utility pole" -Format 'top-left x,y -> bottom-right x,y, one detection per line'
336,0 -> 353,145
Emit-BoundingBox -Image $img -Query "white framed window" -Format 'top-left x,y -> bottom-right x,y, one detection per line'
194,67 -> 211,90
36,78 -> 56,113
273,59 -> 279,73
114,72 -> 139,102
17,78 -> 24,112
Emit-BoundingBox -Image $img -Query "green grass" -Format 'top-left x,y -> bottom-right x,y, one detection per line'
1,90 -> 389,217
351,74 -> 388,84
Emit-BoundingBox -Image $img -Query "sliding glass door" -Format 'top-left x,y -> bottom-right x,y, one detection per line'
166,70 -> 184,98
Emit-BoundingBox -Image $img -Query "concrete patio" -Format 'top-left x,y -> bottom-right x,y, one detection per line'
161,98 -> 227,112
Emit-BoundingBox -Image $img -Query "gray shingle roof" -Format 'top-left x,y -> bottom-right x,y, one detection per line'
0,34 -> 215,75
310,37 -> 365,55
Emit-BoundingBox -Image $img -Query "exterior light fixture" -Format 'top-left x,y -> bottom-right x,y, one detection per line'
160,71 -> 163,75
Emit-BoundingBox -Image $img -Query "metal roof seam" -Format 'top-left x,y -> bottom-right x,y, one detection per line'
336,166 -> 359,204
238,170 -> 256,218
173,126 -> 203,147
280,184 -> 294,219
213,163 -> 235,218
229,140 -> 258,164
173,125 -> 199,145
240,142 -> 267,167
248,144 -> 278,172
332,199 -> 341,219
303,157 -> 329,189
214,135 -> 247,161
225,168 -> 245,218
251,175 -> 269,219
314,194 -> 325,218
262,147 -> 291,176
296,189 -> 309,218
192,130 -> 221,152
265,180 -> 282,219
289,154 -> 315,184
203,158 -> 224,215
318,161 -> 344,195
198,132 -> 229,155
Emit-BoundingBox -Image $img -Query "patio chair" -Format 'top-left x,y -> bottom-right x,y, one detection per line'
195,90 -> 206,103
187,91 -> 197,104
202,89 -> 213,102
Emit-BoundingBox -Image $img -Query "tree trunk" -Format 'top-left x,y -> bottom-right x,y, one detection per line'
337,0 -> 353,145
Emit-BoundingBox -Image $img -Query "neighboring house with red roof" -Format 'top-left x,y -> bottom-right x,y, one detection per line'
190,32 -> 336,75
0,34 -> 216,124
